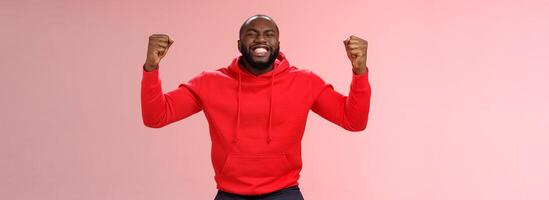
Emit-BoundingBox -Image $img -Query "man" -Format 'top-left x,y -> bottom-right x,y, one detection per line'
141,14 -> 371,200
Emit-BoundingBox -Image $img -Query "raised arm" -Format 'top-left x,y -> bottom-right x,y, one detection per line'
311,35 -> 371,132
140,34 -> 203,128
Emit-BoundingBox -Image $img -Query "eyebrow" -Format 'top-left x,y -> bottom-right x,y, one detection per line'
246,28 -> 276,33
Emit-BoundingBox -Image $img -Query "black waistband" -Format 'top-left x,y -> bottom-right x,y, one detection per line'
218,185 -> 300,197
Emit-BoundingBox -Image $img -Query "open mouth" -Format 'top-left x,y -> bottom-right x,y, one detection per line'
250,45 -> 270,57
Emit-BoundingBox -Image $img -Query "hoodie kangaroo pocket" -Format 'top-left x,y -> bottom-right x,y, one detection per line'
221,153 -> 291,179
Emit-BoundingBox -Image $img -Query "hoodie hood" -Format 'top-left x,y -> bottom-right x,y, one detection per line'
227,51 -> 290,145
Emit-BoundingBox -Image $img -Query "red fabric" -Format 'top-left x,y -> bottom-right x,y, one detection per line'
141,51 -> 371,195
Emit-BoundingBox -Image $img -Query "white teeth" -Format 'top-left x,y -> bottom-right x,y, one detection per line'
254,48 -> 268,54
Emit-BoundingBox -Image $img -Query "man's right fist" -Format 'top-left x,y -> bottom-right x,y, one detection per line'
144,34 -> 174,71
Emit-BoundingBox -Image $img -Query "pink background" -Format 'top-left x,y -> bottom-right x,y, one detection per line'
2,0 -> 548,199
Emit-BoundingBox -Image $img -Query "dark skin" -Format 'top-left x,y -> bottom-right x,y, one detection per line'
237,16 -> 368,76
238,16 -> 280,76
144,16 -> 368,74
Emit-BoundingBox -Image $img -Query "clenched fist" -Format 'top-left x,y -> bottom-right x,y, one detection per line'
144,34 -> 174,71
343,35 -> 368,75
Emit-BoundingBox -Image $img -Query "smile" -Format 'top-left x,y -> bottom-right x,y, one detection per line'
251,45 -> 270,57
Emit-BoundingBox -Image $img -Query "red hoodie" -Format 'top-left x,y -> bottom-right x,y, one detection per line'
141,51 -> 371,195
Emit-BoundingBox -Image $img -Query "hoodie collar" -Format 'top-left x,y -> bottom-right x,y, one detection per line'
228,51 -> 289,145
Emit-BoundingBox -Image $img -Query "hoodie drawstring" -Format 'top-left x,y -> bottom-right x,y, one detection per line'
233,69 -> 275,145
233,71 -> 242,144
267,71 -> 274,144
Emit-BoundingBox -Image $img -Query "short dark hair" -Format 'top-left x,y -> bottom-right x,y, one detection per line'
239,14 -> 279,38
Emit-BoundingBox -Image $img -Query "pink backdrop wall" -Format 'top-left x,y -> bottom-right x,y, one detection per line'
2,0 -> 548,199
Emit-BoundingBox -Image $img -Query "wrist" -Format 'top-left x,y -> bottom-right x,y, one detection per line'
143,63 -> 158,72
353,66 -> 368,75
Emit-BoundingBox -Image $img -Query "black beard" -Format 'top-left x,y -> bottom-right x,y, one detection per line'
239,44 -> 279,70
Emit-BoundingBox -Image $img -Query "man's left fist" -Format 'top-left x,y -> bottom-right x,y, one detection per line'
344,35 -> 368,74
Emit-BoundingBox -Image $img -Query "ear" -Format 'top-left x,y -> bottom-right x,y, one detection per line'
237,40 -> 241,51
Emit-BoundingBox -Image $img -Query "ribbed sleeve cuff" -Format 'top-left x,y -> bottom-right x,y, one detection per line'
351,67 -> 370,91
142,64 -> 160,83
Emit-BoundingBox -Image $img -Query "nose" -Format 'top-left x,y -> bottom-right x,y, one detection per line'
254,34 -> 267,43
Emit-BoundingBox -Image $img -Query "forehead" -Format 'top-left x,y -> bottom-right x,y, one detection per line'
243,17 -> 278,32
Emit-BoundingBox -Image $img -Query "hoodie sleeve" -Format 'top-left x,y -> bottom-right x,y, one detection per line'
310,70 -> 371,132
141,65 -> 203,128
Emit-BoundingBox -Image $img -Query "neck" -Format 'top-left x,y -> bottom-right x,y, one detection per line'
239,59 -> 274,76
